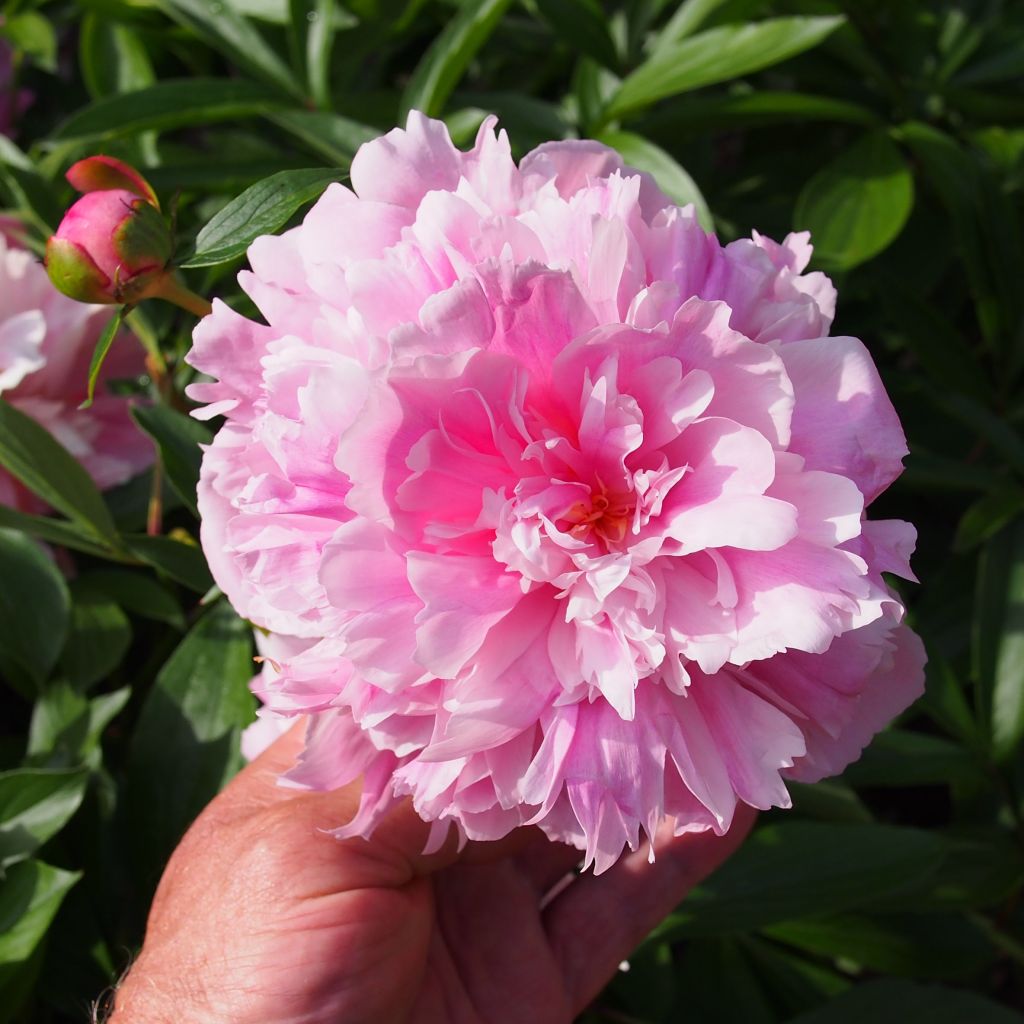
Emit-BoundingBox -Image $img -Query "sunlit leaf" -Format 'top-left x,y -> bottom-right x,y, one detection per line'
400,0 -> 513,119
605,16 -> 845,122
180,168 -> 343,268
794,131 -> 914,270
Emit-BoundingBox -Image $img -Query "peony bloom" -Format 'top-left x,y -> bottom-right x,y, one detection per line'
191,113 -> 925,872
0,231 -> 153,512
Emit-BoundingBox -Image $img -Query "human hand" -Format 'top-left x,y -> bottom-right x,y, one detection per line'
110,722 -> 755,1024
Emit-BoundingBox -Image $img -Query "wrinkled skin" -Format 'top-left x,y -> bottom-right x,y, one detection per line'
111,723 -> 754,1023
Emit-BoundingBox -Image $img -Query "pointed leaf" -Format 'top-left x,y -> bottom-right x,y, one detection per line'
787,979 -> 1024,1024
400,0 -> 513,119
535,0 -> 619,71
28,682 -> 131,761
128,602 -> 254,888
0,861 -> 80,999
653,823 -> 947,938
124,533 -> 214,593
0,400 -> 118,543
605,16 -> 845,122
155,0 -> 303,99
0,768 -> 89,867
55,79 -> 285,141
180,168 -> 343,269
266,109 -> 376,165
974,516 -> 1024,760
77,569 -> 184,630
79,308 -> 123,411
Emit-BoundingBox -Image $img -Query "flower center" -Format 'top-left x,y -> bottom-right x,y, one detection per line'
563,487 -> 633,544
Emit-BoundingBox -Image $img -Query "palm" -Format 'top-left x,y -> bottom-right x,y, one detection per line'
417,859 -> 574,1023
113,725 -> 753,1024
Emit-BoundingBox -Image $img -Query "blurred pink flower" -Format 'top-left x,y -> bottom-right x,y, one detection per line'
0,37 -> 33,138
194,113 -> 925,872
0,231 -> 153,512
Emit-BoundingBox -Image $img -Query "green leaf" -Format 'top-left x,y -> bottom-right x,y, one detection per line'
974,517 -> 1024,760
124,534 -> 214,593
28,682 -> 131,762
884,831 -> 1023,913
741,933 -> 851,1014
128,603 -> 254,888
605,16 -> 845,122
0,768 -> 89,868
77,569 -> 184,630
653,823 -> 946,938
786,779 -> 873,824
793,131 -> 914,271
400,0 -> 514,119
288,0 -> 337,108
898,121 -> 1024,361
649,0 -> 734,53
0,506 -> 114,561
180,168 -> 343,269
266,109 -> 376,165
0,400 -> 118,544
672,936 -> 777,1024
0,529 -> 71,689
54,78 -> 286,141
764,912 -> 996,982
954,485 -> 1024,553
648,90 -> 880,130
929,393 -> 1024,477
2,12 -> 58,73
955,38 -> 1024,87
786,979 -> 1024,1024
155,0 -> 304,99
535,0 -> 620,71
843,730 -> 984,788
450,92 -> 572,151
0,861 -> 80,1006
596,129 -> 712,229
131,406 -> 211,515
57,582 -> 132,691
919,656 -> 980,747
79,309 -> 123,411
881,285 -> 989,402
79,15 -> 155,99
901,451 -> 1005,494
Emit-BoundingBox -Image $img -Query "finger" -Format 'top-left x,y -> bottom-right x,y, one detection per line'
204,720 -> 578,885
510,833 -> 583,897
545,804 -> 757,1014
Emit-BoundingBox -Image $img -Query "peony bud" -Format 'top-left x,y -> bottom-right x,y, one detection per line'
45,157 -> 172,306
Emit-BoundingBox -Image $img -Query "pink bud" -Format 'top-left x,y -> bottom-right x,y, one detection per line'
45,162 -> 171,305
65,155 -> 160,208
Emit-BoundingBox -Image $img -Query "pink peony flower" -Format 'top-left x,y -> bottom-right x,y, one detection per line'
191,113 -> 925,872
0,231 -> 153,512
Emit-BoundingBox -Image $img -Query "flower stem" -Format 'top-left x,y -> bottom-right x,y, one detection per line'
151,273 -> 213,318
147,456 -> 164,537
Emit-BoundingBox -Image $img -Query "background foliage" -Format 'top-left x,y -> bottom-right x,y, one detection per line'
2,0 -> 1024,1020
